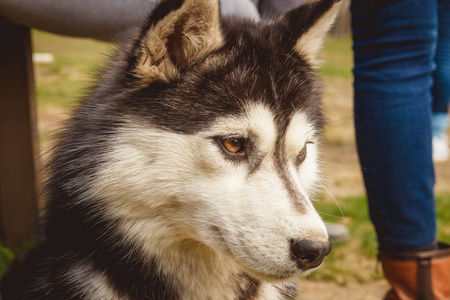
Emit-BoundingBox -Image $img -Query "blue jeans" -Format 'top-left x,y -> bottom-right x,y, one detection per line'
351,0 -> 441,252
432,0 -> 450,137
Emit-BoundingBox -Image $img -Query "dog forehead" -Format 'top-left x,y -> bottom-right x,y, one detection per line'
205,104 -> 276,148
203,104 -> 315,148
122,23 -> 323,135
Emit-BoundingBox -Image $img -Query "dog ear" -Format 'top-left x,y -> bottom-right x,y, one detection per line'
132,0 -> 223,85
278,0 -> 341,67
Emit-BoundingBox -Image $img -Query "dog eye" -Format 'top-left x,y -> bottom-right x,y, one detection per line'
298,145 -> 307,162
221,137 -> 246,154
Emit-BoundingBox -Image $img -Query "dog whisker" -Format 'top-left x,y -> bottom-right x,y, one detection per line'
317,179 -> 344,218
316,211 -> 344,219
317,160 -> 353,168
323,116 -> 354,126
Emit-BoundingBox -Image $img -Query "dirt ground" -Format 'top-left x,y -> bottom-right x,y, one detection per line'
36,74 -> 450,300
298,279 -> 389,300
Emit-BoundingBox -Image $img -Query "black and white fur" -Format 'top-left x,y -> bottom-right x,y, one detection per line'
1,0 -> 341,299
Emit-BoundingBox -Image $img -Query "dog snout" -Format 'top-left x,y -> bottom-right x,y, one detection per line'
289,239 -> 332,270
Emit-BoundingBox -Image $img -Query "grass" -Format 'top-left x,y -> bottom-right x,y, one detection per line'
32,30 -> 112,109
437,195 -> 450,241
0,242 -> 15,276
320,37 -> 354,80
307,195 -> 381,284
309,194 -> 450,284
32,30 -> 114,145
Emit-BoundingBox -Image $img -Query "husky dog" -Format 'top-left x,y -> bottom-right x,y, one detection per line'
1,0 -> 341,299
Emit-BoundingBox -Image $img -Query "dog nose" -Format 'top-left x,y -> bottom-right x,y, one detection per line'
289,239 -> 332,270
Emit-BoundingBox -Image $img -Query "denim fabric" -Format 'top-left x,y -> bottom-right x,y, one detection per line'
351,0 -> 439,251
432,0 -> 450,137
433,0 -> 450,114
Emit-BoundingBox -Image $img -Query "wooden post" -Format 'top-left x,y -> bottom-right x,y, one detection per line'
0,20 -> 39,248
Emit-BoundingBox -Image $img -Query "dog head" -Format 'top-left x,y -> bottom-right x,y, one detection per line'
60,0 -> 341,282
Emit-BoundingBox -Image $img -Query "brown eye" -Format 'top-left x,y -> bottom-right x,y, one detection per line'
221,137 -> 246,154
298,145 -> 307,161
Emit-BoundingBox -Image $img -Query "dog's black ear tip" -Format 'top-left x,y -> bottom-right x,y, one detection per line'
317,0 -> 342,5
280,0 -> 342,68
324,0 -> 342,6
310,0 -> 342,4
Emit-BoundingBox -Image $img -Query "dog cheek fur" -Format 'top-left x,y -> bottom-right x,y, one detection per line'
89,122 -> 216,216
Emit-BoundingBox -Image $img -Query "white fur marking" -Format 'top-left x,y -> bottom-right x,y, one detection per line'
285,112 -> 321,195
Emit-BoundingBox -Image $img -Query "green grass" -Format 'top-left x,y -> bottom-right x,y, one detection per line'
33,30 -> 113,108
437,195 -> 450,241
33,30 -> 112,73
319,36 -> 354,79
0,238 -> 35,277
0,242 -> 15,276
308,194 -> 450,284
315,195 -> 378,257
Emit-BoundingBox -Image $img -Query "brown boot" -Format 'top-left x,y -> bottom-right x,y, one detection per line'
379,242 -> 450,300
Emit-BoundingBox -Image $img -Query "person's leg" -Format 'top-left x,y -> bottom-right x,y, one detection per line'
352,0 -> 437,253
352,1 -> 450,298
432,0 -> 450,119
431,0 -> 450,161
